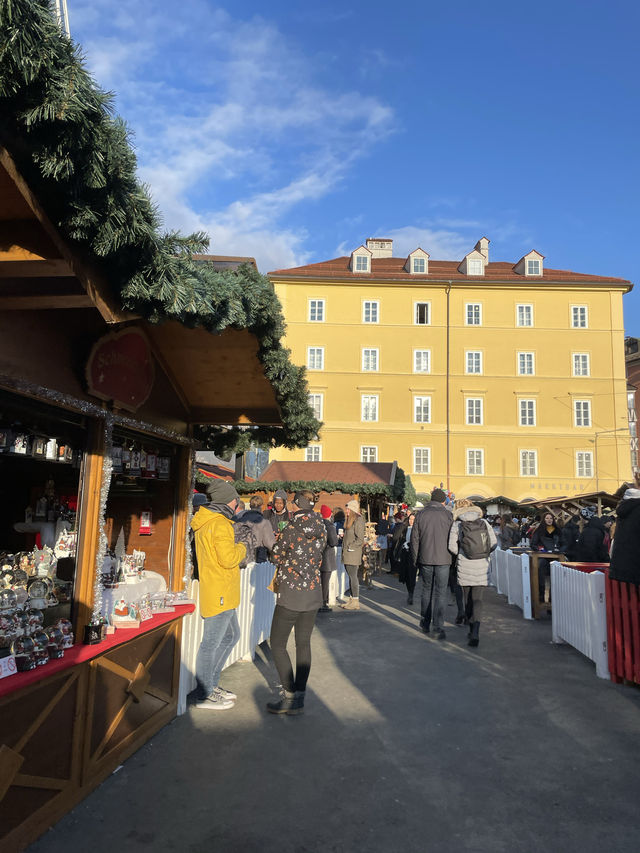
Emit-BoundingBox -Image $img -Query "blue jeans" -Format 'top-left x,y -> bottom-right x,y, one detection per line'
196,609 -> 240,697
418,564 -> 450,630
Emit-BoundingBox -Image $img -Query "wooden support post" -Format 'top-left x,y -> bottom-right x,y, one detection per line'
73,418 -> 107,637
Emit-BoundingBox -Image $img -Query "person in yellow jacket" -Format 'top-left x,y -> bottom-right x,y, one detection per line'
191,480 -> 246,710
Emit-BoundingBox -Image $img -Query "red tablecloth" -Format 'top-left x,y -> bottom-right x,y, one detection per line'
0,604 -> 195,700
560,562 -> 610,574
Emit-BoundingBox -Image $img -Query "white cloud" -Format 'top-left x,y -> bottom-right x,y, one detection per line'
71,1 -> 396,271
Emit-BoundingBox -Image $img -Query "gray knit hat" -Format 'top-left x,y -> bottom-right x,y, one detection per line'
205,480 -> 239,504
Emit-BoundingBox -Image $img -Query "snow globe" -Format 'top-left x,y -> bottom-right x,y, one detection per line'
32,630 -> 50,666
12,635 -> 36,671
54,618 -> 74,649
0,588 -> 17,613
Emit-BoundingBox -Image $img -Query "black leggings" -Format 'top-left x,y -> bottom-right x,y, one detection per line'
321,571 -> 331,605
269,605 -> 318,693
345,564 -> 359,598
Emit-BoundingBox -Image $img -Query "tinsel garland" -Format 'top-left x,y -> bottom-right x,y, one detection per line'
92,414 -> 114,621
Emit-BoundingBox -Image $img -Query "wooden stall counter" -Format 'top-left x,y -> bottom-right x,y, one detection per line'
0,605 -> 194,853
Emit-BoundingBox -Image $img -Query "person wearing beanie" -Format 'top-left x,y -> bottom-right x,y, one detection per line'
267,490 -> 327,714
190,479 -> 246,710
410,488 -> 453,639
319,505 -> 339,612
341,501 -> 365,610
263,488 -> 291,535
448,498 -> 497,648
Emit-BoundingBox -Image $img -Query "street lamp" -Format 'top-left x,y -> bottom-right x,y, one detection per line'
589,427 -> 630,493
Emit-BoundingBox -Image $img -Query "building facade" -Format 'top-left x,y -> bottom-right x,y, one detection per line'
269,238 -> 633,501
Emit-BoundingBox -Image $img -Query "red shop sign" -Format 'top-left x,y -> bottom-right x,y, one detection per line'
86,327 -> 155,412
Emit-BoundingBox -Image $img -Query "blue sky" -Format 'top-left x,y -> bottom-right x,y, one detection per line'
70,0 -> 640,329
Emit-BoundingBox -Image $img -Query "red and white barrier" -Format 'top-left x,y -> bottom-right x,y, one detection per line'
605,574 -> 640,685
551,561 -> 609,679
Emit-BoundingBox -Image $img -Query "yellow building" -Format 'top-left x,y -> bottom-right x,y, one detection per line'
268,238 -> 633,501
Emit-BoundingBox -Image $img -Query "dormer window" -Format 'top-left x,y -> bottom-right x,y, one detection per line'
514,249 -> 545,276
405,248 -> 430,274
458,249 -> 486,276
468,259 -> 484,276
350,244 -> 373,273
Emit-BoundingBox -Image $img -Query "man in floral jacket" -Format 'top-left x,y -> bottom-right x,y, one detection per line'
267,490 -> 327,715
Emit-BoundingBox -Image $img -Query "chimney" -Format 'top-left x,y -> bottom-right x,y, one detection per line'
474,237 -> 490,264
366,238 -> 393,258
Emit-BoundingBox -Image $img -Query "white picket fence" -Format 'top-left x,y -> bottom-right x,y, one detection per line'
550,561 -> 609,679
490,548 -> 532,619
178,549 -> 351,714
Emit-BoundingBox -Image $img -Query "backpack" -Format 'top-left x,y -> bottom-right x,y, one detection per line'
233,520 -> 258,569
458,518 -> 491,560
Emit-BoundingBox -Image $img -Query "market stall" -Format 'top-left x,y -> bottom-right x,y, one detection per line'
0,6 -> 317,845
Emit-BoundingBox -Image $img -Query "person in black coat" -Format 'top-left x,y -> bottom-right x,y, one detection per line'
575,507 -> 609,563
390,512 -> 406,575
530,512 -> 561,601
609,488 -> 640,583
559,515 -> 580,561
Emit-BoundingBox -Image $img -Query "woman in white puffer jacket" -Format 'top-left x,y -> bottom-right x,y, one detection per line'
448,499 -> 497,648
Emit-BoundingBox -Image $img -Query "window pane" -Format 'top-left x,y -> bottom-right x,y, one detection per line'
361,446 -> 377,463
362,395 -> 378,421
468,259 -> 483,275
414,448 -> 430,473
467,449 -> 484,475
414,350 -> 430,373
413,258 -> 426,273
415,303 -> 430,324
527,259 -> 541,275
308,394 -> 323,420
467,399 -> 482,424
309,300 -> 324,322
355,255 -> 369,271
364,301 -> 378,323
572,306 -> 587,328
466,304 -> 481,325
517,305 -> 533,327
307,347 -> 324,369
466,351 -> 481,374
573,353 -> 589,376
414,396 -> 430,423
305,446 -> 321,461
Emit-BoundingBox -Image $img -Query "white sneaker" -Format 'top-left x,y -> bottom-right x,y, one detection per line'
194,693 -> 235,710
213,686 -> 237,701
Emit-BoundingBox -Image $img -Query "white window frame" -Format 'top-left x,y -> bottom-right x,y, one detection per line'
354,254 -> 369,273
517,351 -> 535,376
520,449 -> 538,477
571,305 -> 588,328
466,448 -> 484,476
466,397 -> 483,426
526,259 -> 541,276
465,303 -> 482,326
414,395 -> 431,424
307,393 -> 323,421
412,257 -> 427,274
519,399 -> 537,427
308,299 -> 325,322
305,445 -> 322,462
574,399 -> 592,427
573,352 -> 590,377
413,447 -> 431,474
413,349 -> 431,374
362,347 -> 379,372
576,451 -> 594,478
467,259 -> 484,276
361,394 -> 379,422
465,350 -> 483,375
363,300 -> 379,324
361,445 -> 378,463
307,346 -> 324,370
414,301 -> 431,325
516,303 -> 534,327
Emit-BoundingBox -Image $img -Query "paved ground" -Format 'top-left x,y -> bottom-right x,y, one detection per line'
30,574 -> 640,853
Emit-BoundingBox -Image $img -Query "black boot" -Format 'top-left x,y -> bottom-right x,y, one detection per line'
267,689 -> 295,714
468,622 -> 480,647
287,690 -> 305,715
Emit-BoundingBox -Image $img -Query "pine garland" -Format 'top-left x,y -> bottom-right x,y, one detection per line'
196,466 -> 412,501
0,0 -> 319,453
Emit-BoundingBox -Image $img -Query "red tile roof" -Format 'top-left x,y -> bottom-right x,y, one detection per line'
261,460 -> 396,485
269,256 -> 631,285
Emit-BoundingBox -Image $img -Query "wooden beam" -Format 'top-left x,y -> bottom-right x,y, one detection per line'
189,406 -> 283,425
0,148 -> 132,324
0,294 -> 93,309
0,259 -> 73,278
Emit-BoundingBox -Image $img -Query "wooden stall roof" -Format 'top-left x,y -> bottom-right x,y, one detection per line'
0,150 -> 282,427
261,460 -> 398,485
518,490 -> 621,513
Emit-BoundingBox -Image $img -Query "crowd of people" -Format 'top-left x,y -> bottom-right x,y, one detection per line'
189,479 -> 639,716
